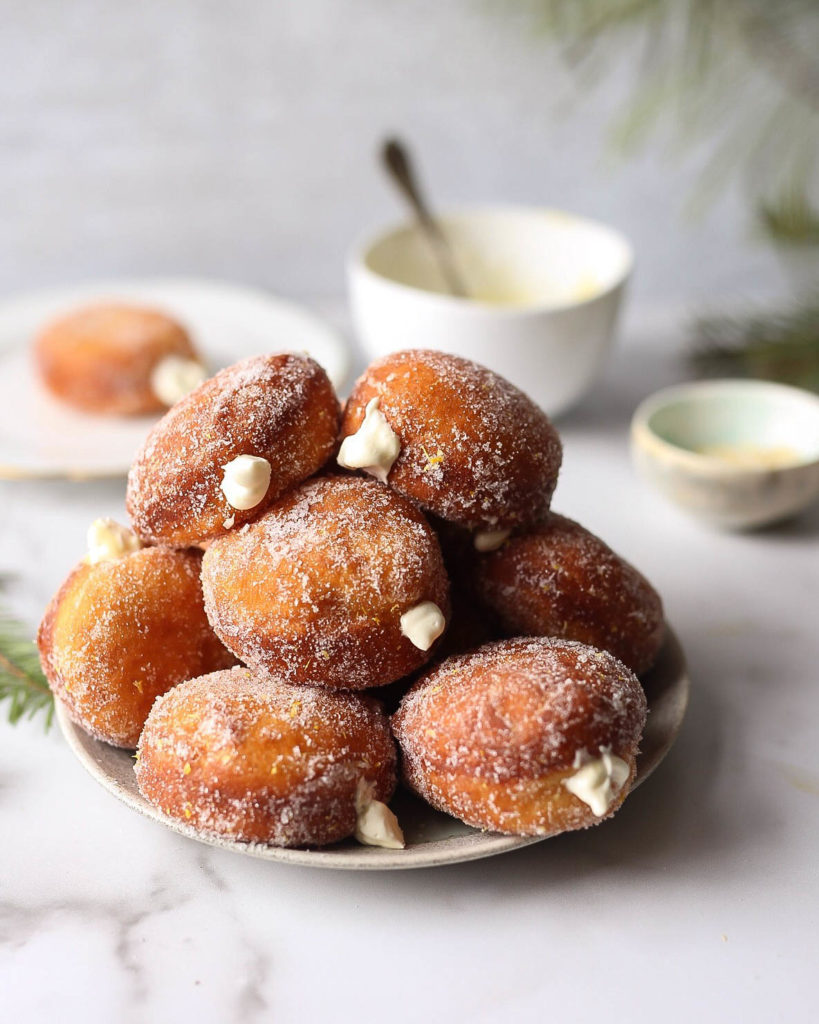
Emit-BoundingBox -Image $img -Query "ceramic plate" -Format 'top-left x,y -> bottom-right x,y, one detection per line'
0,278 -> 350,480
56,626 -> 689,871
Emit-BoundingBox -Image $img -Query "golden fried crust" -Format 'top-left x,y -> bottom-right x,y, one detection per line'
392,637 -> 646,836
339,349 -> 562,532
135,668 -> 397,847
201,475 -> 451,690
126,354 -> 340,547
35,303 -> 197,415
473,514 -> 665,674
37,547 -> 235,748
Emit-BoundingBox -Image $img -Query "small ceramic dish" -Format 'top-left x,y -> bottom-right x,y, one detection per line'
631,379 -> 819,529
348,206 -> 633,417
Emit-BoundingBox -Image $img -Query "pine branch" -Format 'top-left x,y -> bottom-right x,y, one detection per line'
0,608 -> 54,731
504,0 -> 819,214
690,300 -> 819,392
759,188 -> 819,244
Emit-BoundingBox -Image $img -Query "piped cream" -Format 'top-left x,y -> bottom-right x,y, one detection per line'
337,398 -> 400,483
220,455 -> 272,511
399,602 -> 445,651
354,779 -> 405,849
86,518 -> 143,564
562,746 -> 630,817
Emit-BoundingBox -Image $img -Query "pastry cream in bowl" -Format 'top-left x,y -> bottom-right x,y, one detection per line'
348,206 -> 633,417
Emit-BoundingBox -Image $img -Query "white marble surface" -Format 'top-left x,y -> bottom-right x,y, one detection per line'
2,315 -> 818,1023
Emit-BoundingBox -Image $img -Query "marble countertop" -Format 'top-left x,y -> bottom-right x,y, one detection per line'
1,321 -> 817,1023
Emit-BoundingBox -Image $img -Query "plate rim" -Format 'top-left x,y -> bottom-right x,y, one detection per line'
55,625 -> 690,871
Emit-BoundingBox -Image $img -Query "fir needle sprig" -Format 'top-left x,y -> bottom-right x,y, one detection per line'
0,607 -> 54,730
690,300 -> 819,393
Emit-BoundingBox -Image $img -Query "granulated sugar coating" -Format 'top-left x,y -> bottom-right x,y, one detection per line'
135,667 -> 397,847
339,349 -> 562,532
35,303 -> 197,415
126,353 -> 339,547
201,475 -> 451,690
37,547 -> 235,749
392,637 -> 647,836
473,513 -> 665,674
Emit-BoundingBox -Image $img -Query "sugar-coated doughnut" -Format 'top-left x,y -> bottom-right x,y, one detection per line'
338,350 -> 562,532
35,303 -> 202,415
473,514 -> 664,674
135,667 -> 398,847
126,354 -> 339,547
37,545 -> 234,748
392,637 -> 647,836
201,475 -> 451,690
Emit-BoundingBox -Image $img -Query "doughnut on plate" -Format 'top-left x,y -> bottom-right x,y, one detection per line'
56,626 -> 689,871
0,278 -> 349,479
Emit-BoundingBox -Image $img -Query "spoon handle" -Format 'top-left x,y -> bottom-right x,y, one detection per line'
381,138 -> 468,298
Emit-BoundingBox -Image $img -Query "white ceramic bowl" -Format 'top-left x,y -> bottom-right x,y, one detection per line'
631,379 -> 819,529
348,206 -> 633,417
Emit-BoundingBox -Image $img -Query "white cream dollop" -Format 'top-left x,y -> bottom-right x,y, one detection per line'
86,518 -> 143,564
400,602 -> 446,651
562,747 -> 630,817
337,397 -> 400,484
474,528 -> 511,552
220,455 -> 272,511
354,780 -> 405,850
150,355 -> 208,406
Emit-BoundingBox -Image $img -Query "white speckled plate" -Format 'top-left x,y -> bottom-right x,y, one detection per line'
0,278 -> 351,480
56,627 -> 689,870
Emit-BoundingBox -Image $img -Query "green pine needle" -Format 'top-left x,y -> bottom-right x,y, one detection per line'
759,190 -> 819,245
0,608 -> 54,731
691,301 -> 819,392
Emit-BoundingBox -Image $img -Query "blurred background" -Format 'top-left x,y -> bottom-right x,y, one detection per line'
4,0 -> 815,332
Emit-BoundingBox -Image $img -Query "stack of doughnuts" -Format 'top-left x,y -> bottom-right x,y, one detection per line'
39,348 -> 663,850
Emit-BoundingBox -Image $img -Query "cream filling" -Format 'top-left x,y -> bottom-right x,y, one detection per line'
562,747 -> 630,817
354,780 -> 405,850
150,356 -> 208,406
399,601 -> 446,651
337,398 -> 400,484
86,518 -> 143,564
220,455 -> 272,510
474,528 -> 511,552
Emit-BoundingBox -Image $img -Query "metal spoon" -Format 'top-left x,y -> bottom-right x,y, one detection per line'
381,138 -> 469,298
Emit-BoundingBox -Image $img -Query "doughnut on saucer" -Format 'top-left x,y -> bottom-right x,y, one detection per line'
126,353 -> 339,547
392,637 -> 647,836
473,513 -> 664,674
339,349 -> 562,534
35,303 -> 202,415
38,534 -> 234,748
201,474 -> 451,690
135,667 -> 398,847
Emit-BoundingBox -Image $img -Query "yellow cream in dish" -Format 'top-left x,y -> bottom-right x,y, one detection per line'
460,270 -> 603,308
697,443 -> 804,470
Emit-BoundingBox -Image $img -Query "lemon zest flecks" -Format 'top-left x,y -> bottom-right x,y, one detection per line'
421,446 -> 444,472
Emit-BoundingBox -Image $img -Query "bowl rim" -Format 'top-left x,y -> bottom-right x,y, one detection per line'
347,203 -> 634,317
630,377 -> 819,475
